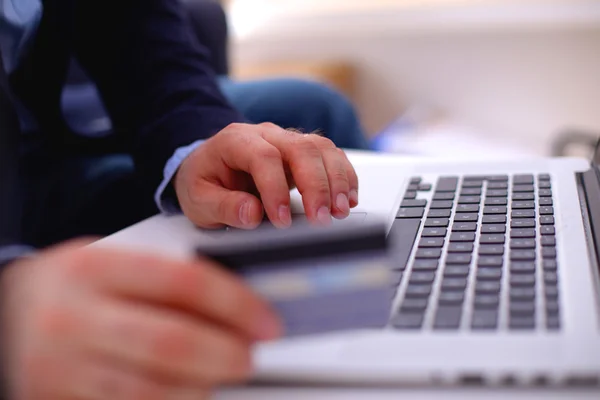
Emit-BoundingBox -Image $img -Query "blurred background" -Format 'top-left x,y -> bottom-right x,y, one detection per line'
215,0 -> 600,159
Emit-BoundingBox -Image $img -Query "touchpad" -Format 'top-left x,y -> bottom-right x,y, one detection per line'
225,212 -> 368,233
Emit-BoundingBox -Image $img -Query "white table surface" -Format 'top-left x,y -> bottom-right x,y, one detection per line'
98,151 -> 598,399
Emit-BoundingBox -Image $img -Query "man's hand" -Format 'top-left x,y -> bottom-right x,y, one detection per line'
174,123 -> 359,229
1,241 -> 281,400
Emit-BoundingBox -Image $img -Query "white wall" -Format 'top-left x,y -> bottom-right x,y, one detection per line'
231,1 -> 600,155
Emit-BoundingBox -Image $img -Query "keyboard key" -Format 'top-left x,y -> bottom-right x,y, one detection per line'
416,249 -> 442,259
546,301 -> 560,315
465,175 -> 487,181
428,209 -> 452,218
401,298 -> 429,311
461,188 -> 482,196
510,287 -> 536,301
433,306 -> 463,330
538,189 -> 553,197
480,234 -> 506,244
397,207 -> 425,219
474,295 -> 500,309
487,190 -> 508,197
547,316 -> 561,330
512,201 -> 535,209
488,182 -> 508,189
446,254 -> 472,265
421,228 -> 447,237
425,218 -> 450,228
543,259 -> 558,272
436,177 -> 459,192
514,174 -> 534,185
471,310 -> 498,330
452,222 -> 477,232
538,182 -> 552,190
405,285 -> 433,298
430,201 -> 454,209
418,183 -> 432,192
475,281 -> 501,294
484,206 -> 507,215
393,312 -> 424,330
511,219 -> 535,228
401,199 -> 427,208
542,247 -> 557,259
513,193 -> 535,200
509,316 -> 535,330
433,192 -> 455,201
462,180 -> 483,188
478,245 -> 505,255
441,278 -> 468,291
513,185 -> 535,193
545,272 -> 558,284
477,268 -> 503,280
410,177 -> 422,184
409,272 -> 437,284
456,204 -> 480,213
545,285 -> 559,299
510,302 -> 536,316
455,213 -> 479,222
412,259 -> 439,271
510,250 -> 536,261
487,175 -> 509,182
481,224 -> 506,234
541,236 -> 556,247
444,265 -> 470,277
485,198 -> 508,206
512,210 -> 535,218
448,243 -> 474,253
510,239 -> 536,249
404,191 -> 417,200
510,262 -> 536,274
389,219 -> 421,271
407,184 -> 419,191
458,196 -> 481,204
482,215 -> 507,224
538,174 -> 551,181
539,198 -> 553,206
541,226 -> 555,235
438,292 -> 465,305
477,256 -> 504,267
510,274 -> 536,287
510,229 -> 536,238
540,216 -> 555,225
450,232 -> 476,242
539,206 -> 554,215
419,238 -> 445,248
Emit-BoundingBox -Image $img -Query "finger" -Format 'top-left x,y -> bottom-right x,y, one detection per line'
81,249 -> 281,341
259,124 -> 332,226
310,136 -> 351,219
180,180 -> 264,229
216,127 -> 292,228
84,300 -> 253,386
342,152 -> 360,208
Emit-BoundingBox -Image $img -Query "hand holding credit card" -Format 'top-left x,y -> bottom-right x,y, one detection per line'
196,221 -> 396,337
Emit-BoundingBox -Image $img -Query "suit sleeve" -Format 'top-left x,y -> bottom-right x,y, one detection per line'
43,0 -> 247,192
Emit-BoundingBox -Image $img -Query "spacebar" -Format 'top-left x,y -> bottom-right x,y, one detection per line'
389,219 -> 421,270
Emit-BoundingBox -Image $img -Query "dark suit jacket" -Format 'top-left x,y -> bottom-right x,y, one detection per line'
10,0 -> 245,194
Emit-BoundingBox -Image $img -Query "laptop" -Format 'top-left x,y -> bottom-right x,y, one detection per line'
242,148 -> 600,388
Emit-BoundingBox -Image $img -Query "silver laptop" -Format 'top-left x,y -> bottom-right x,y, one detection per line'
248,148 -> 600,388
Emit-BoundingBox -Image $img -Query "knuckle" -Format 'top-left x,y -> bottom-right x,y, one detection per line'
291,138 -> 321,159
259,122 -> 281,131
314,135 -> 336,149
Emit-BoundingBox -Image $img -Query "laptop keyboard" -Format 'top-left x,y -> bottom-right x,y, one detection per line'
391,174 -> 560,331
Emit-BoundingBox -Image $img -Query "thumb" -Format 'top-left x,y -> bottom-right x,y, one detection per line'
182,181 -> 265,229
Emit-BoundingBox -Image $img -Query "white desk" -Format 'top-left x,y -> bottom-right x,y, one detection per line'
98,152 -> 599,400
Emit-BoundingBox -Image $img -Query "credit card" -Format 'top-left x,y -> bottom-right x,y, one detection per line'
196,221 -> 396,337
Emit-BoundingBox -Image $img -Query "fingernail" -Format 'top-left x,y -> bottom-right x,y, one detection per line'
239,201 -> 251,226
317,206 -> 332,226
349,189 -> 359,206
336,193 -> 350,215
257,315 -> 282,340
278,205 -> 292,227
